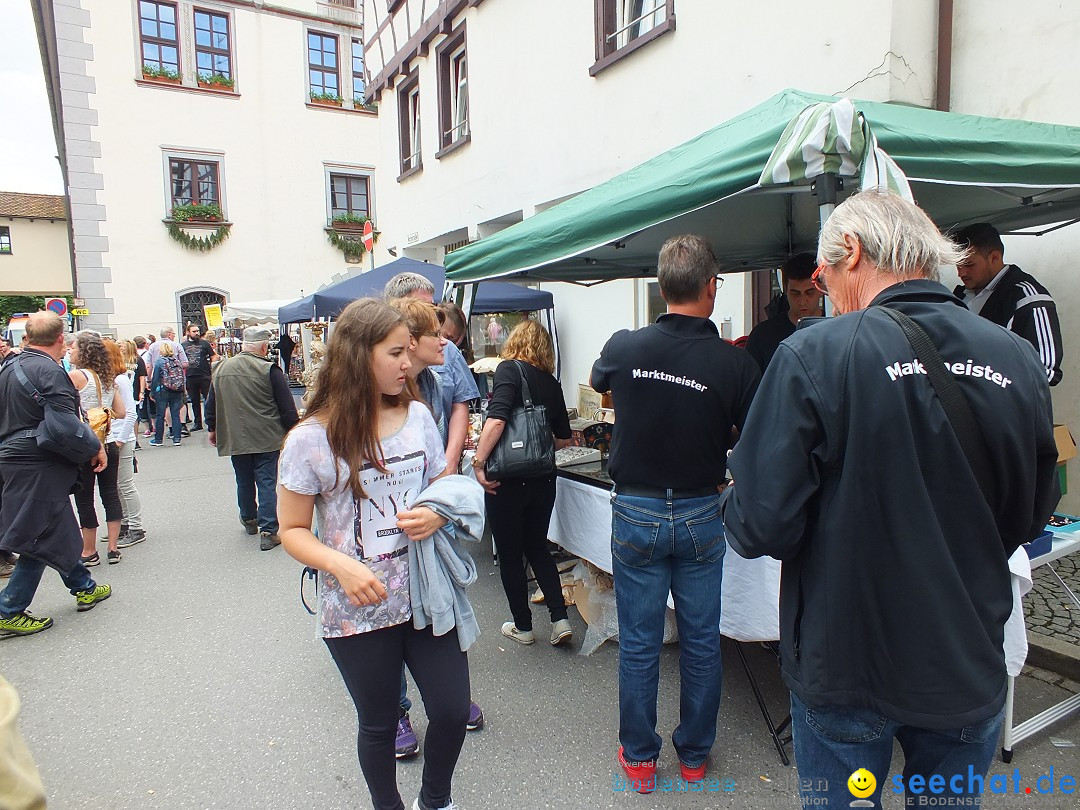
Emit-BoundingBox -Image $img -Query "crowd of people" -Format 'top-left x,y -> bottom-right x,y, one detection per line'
0,192 -> 1068,810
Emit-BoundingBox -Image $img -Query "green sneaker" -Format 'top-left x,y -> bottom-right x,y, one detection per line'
0,611 -> 54,637
75,584 -> 112,612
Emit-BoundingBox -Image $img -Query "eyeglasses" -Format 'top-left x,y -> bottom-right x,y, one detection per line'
714,274 -> 725,290
811,265 -> 829,295
420,331 -> 441,339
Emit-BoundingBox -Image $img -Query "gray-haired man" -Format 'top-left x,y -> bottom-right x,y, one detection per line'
205,327 -> 298,550
720,191 -> 1059,807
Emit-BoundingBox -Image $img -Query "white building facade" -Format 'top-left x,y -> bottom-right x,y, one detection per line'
36,0 -> 379,337
362,0 -> 1080,507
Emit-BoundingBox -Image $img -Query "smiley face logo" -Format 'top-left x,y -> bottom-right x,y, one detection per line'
848,768 -> 876,798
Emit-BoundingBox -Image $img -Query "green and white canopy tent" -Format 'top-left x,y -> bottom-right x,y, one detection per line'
445,89 -> 1080,284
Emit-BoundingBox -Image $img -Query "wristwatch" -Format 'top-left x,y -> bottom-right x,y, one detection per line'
471,455 -> 486,468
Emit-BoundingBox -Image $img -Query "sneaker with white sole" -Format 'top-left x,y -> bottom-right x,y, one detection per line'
116,529 -> 147,549
412,797 -> 458,810
395,713 -> 419,759
500,621 -> 535,645
551,618 -> 573,646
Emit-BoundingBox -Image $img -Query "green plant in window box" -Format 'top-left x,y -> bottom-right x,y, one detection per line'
198,73 -> 235,90
171,203 -> 223,223
330,212 -> 369,232
353,97 -> 378,112
310,91 -> 344,107
142,64 -> 181,83
326,216 -> 379,258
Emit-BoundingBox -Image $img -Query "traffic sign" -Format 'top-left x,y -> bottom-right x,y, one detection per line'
71,308 -> 90,316
362,220 -> 374,251
45,298 -> 67,317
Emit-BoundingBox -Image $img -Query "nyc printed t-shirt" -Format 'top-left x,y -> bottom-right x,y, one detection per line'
278,401 -> 447,638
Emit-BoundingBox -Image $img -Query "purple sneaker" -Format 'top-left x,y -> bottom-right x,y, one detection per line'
395,713 -> 419,759
466,700 -> 484,731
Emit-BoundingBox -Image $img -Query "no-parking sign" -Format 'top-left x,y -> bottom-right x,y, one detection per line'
45,298 -> 68,317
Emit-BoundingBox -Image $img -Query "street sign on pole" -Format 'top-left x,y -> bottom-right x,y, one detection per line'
45,298 -> 68,317
362,220 -> 374,252
71,308 -> 90,316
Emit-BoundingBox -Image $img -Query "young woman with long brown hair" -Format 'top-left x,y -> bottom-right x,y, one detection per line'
278,298 -> 469,810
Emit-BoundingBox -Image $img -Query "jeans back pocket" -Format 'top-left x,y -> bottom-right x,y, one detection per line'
685,505 -> 727,563
611,505 -> 661,567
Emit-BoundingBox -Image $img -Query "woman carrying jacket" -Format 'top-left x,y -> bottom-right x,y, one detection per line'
473,320 -> 574,646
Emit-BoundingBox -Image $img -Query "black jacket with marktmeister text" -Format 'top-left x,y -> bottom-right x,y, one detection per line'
953,264 -> 1063,386
720,280 -> 1059,729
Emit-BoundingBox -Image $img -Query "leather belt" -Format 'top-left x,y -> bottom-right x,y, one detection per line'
615,485 -> 720,500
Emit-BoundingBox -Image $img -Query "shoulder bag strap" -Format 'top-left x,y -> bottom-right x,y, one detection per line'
12,356 -> 45,406
87,369 -> 106,408
514,360 -> 535,411
876,306 -> 994,505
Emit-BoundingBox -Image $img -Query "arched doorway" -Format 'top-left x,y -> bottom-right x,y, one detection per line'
176,287 -> 227,333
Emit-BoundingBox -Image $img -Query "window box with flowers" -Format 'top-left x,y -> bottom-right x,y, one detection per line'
165,203 -> 231,252
325,214 -> 378,260
197,73 -> 235,91
310,92 -> 343,108
142,64 -> 181,84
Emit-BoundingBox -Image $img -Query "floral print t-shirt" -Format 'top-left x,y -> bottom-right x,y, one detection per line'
278,401 -> 447,638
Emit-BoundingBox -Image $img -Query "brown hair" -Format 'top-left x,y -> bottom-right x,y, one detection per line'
105,340 -> 126,377
501,319 -> 555,375
438,301 -> 473,363
301,298 -> 413,499
388,297 -> 443,338
73,331 -> 115,386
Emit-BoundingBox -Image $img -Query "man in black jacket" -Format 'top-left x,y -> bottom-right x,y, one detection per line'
0,311 -> 112,637
744,253 -> 823,372
952,222 -> 1063,385
720,192 -> 1058,807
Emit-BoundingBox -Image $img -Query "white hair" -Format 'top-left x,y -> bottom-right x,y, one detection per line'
818,190 -> 967,281
383,272 -> 435,300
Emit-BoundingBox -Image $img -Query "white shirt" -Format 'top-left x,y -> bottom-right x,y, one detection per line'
108,373 -> 138,443
961,264 -> 1011,316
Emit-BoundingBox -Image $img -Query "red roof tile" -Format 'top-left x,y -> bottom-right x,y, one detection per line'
0,191 -> 67,220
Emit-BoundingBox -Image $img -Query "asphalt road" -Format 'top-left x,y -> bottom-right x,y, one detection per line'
2,433 -> 1079,809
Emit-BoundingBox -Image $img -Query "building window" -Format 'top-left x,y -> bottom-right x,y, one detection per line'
330,173 -> 370,219
351,38 -> 365,103
139,1 -> 181,75
169,158 -> 220,207
178,289 -> 226,333
194,8 -> 231,80
437,25 -> 469,153
398,72 -> 421,178
592,0 -> 675,76
0,227 -> 10,255
308,31 -> 340,98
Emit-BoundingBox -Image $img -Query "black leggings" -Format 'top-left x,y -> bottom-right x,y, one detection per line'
485,473 -> 568,631
325,623 -> 469,810
74,443 -> 122,528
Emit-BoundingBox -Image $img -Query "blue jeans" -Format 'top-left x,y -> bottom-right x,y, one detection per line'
790,692 -> 1004,808
610,492 -> 725,767
231,451 -> 280,534
154,389 -> 183,443
0,554 -> 96,617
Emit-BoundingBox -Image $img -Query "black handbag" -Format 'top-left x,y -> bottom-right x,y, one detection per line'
485,360 -> 556,480
11,357 -> 101,464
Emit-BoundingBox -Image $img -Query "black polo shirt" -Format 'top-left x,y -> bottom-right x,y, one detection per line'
591,314 -> 760,490
744,313 -> 796,373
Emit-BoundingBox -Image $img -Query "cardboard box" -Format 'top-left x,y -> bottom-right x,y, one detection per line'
572,581 -> 593,625
1054,424 -> 1076,464
577,383 -> 612,420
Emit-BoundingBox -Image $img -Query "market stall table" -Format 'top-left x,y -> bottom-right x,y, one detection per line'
548,460 -> 790,762
1002,532 -> 1080,762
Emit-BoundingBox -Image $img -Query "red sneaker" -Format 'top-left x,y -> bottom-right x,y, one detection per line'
680,759 -> 707,783
617,746 -> 656,793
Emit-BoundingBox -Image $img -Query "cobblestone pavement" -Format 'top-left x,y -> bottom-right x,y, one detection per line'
1024,551 -> 1080,647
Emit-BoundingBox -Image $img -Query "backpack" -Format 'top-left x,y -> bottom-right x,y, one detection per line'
161,356 -> 185,391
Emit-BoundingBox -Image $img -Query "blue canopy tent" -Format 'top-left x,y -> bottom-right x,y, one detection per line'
466,280 -> 561,379
277,257 -> 445,323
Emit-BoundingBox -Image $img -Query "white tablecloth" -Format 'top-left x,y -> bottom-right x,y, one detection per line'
547,475 -> 781,642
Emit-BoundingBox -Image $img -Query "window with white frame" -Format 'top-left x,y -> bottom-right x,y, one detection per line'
398,72 -> 421,176
0,226 -> 11,255
437,25 -> 469,152
592,0 -> 674,76
163,149 -> 226,216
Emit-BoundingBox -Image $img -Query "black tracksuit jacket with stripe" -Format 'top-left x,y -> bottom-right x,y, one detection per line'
954,264 -> 1063,386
